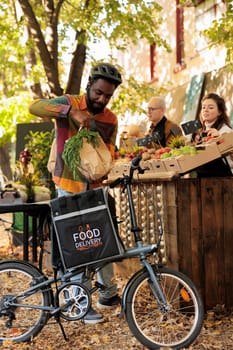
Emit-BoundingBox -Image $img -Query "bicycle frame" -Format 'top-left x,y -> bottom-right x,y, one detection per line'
5,154 -> 168,315
109,155 -> 169,311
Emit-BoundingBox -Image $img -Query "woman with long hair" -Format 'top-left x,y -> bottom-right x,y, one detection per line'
195,93 -> 233,177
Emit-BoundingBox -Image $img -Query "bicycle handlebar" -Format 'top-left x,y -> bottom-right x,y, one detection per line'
130,153 -> 142,169
109,177 -> 122,188
109,154 -> 143,189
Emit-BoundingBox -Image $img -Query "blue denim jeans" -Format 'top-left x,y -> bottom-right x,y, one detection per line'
57,187 -> 117,299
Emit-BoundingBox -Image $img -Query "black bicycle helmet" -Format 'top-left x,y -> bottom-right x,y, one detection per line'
90,63 -> 122,86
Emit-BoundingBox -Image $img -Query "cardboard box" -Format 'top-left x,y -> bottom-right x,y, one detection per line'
199,132 -> 233,155
141,159 -> 167,173
110,141 -> 223,177
214,132 -> 233,155
109,161 -> 130,177
162,158 -> 180,172
108,158 -> 172,179
164,143 -> 221,174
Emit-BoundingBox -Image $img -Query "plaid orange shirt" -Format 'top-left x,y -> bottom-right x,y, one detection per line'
29,94 -> 117,193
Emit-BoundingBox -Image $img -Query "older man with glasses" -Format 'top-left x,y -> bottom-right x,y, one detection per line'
146,96 -> 182,149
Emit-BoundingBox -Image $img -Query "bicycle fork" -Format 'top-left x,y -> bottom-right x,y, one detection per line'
121,259 -> 170,318
142,260 -> 170,313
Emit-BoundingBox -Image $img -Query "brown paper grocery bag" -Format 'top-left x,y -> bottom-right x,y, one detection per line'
78,136 -> 113,181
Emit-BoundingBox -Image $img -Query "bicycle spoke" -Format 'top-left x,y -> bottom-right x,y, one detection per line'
0,261 -> 50,342
126,267 -> 203,349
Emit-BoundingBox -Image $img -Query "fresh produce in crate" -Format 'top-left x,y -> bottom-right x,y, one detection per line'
118,145 -> 147,160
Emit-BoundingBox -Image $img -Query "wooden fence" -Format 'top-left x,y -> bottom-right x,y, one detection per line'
115,177 -> 233,310
176,177 -> 233,310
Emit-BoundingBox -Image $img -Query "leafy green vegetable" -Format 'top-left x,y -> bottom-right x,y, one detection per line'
62,128 -> 100,180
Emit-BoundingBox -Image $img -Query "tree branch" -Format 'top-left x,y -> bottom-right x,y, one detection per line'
18,0 -> 63,96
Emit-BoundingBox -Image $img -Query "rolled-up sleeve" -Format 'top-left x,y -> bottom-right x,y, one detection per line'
29,96 -> 71,119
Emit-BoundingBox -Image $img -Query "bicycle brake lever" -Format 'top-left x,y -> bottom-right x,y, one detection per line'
135,166 -> 149,175
138,167 -> 146,174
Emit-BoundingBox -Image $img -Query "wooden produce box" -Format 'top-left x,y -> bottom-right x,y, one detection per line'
163,142 -> 222,174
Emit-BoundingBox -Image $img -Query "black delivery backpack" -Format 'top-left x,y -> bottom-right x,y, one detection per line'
50,187 -> 124,272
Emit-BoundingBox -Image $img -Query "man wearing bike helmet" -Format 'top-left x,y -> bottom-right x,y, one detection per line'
29,62 -> 122,324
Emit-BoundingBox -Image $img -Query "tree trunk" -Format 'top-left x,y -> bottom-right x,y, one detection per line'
18,0 -> 63,97
25,26 -> 44,99
66,31 -> 87,95
0,144 -> 13,181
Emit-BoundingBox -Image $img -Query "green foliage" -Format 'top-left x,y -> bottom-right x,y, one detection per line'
179,0 -> 233,70
24,129 -> 56,196
0,0 -> 170,97
0,94 -> 36,147
179,0 -> 204,6
24,130 -> 54,179
0,3 -> 33,96
0,0 -> 170,171
203,1 -> 233,68
60,0 -> 170,50
110,76 -> 166,117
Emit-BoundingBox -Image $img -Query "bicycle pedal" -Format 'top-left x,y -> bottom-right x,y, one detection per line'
94,281 -> 107,290
50,307 -> 60,316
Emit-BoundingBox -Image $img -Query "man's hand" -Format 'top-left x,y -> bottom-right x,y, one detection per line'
69,108 -> 91,127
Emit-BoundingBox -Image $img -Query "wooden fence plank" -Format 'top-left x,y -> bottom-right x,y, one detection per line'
201,178 -> 226,308
222,178 -> 233,307
189,179 -> 204,293
176,179 -> 204,299
162,182 -> 179,269
176,179 -> 193,275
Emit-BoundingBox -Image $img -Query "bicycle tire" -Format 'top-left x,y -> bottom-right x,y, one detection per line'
125,266 -> 204,349
0,260 -> 50,343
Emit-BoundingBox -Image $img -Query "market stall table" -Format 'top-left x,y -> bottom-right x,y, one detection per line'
105,132 -> 233,310
0,201 -> 50,266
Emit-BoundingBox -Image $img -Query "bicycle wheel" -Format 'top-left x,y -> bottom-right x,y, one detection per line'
125,266 -> 204,349
0,260 -> 50,343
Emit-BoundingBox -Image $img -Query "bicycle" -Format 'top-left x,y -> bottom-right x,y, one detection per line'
0,154 -> 204,349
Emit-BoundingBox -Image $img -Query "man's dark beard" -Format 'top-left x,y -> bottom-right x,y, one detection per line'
86,88 -> 105,115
